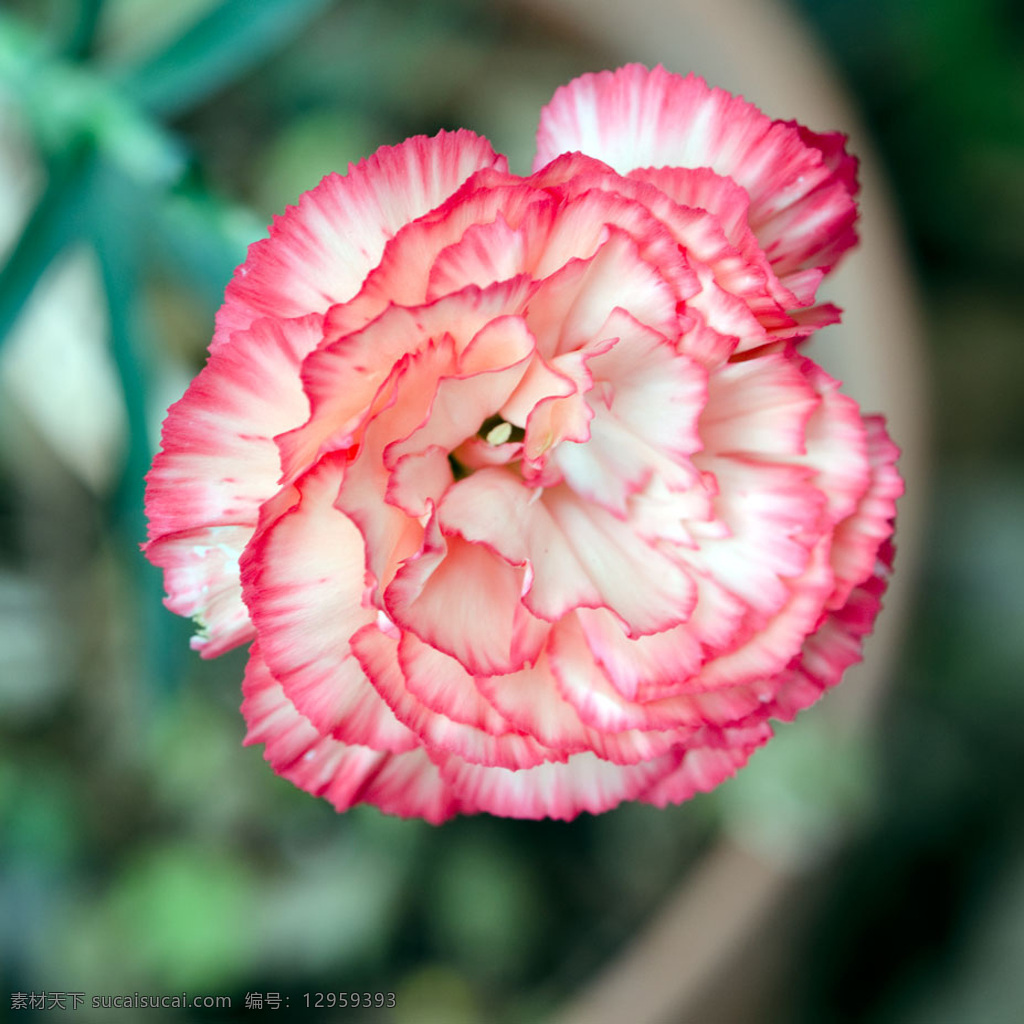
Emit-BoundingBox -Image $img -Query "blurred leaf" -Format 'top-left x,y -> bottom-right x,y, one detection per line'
114,0 -> 332,117
0,11 -> 185,182
67,843 -> 259,990
91,159 -> 182,697
254,108 -> 384,218
0,572 -> 66,722
4,764 -> 79,868
57,0 -> 105,60
0,145 -> 95,351
92,162 -> 150,506
716,712 -> 875,869
905,843 -> 1024,1024
427,836 -> 544,983
256,842 -> 409,973
395,966 -> 479,1024
593,800 -> 707,905
1,765 -> 79,988
0,10 -> 47,89
153,188 -> 260,313
150,683 -> 258,830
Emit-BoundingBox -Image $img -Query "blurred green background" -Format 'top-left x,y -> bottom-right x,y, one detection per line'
0,1 -> 1021,1021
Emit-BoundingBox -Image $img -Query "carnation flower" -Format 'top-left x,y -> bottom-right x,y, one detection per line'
144,65 -> 902,821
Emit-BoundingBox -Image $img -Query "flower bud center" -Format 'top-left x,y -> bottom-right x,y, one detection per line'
476,413 -> 525,447
485,421 -> 513,446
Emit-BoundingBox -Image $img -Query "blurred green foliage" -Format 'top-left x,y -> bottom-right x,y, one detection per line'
0,0 -> 1021,1021
792,2 -> 1024,1020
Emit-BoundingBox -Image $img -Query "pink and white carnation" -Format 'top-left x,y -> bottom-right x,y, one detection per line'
144,65 -> 902,821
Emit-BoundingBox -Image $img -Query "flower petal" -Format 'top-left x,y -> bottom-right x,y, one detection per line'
147,314 -> 323,540
549,615 -> 768,735
351,626 -> 552,769
426,203 -> 556,298
786,358 -> 871,526
325,182 -> 551,340
439,473 -> 698,635
241,455 -> 417,752
765,568 -> 889,722
524,229 -> 682,359
700,352 -> 820,458
214,130 -> 507,349
639,743 -> 758,807
684,534 -> 835,692
557,162 -> 793,327
629,165 -> 798,313
826,415 -> 902,610
385,513 -> 549,676
688,456 -> 825,618
145,314 -> 325,654
441,747 -> 680,820
328,313 -> 536,599
241,643 -> 459,822
535,65 -> 858,290
279,278 -> 535,483
474,651 -> 687,765
554,310 -> 707,513
145,526 -> 251,657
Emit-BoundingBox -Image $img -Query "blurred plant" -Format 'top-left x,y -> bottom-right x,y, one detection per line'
0,1 -> 330,695
799,0 -> 1024,465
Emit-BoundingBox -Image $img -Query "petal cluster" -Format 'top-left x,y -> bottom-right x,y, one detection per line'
145,66 -> 901,821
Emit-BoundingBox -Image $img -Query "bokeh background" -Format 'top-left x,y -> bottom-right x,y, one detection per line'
0,1 -> 1021,1021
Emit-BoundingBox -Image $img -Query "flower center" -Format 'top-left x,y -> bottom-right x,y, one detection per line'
477,413 -> 525,447
446,415 -> 529,482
